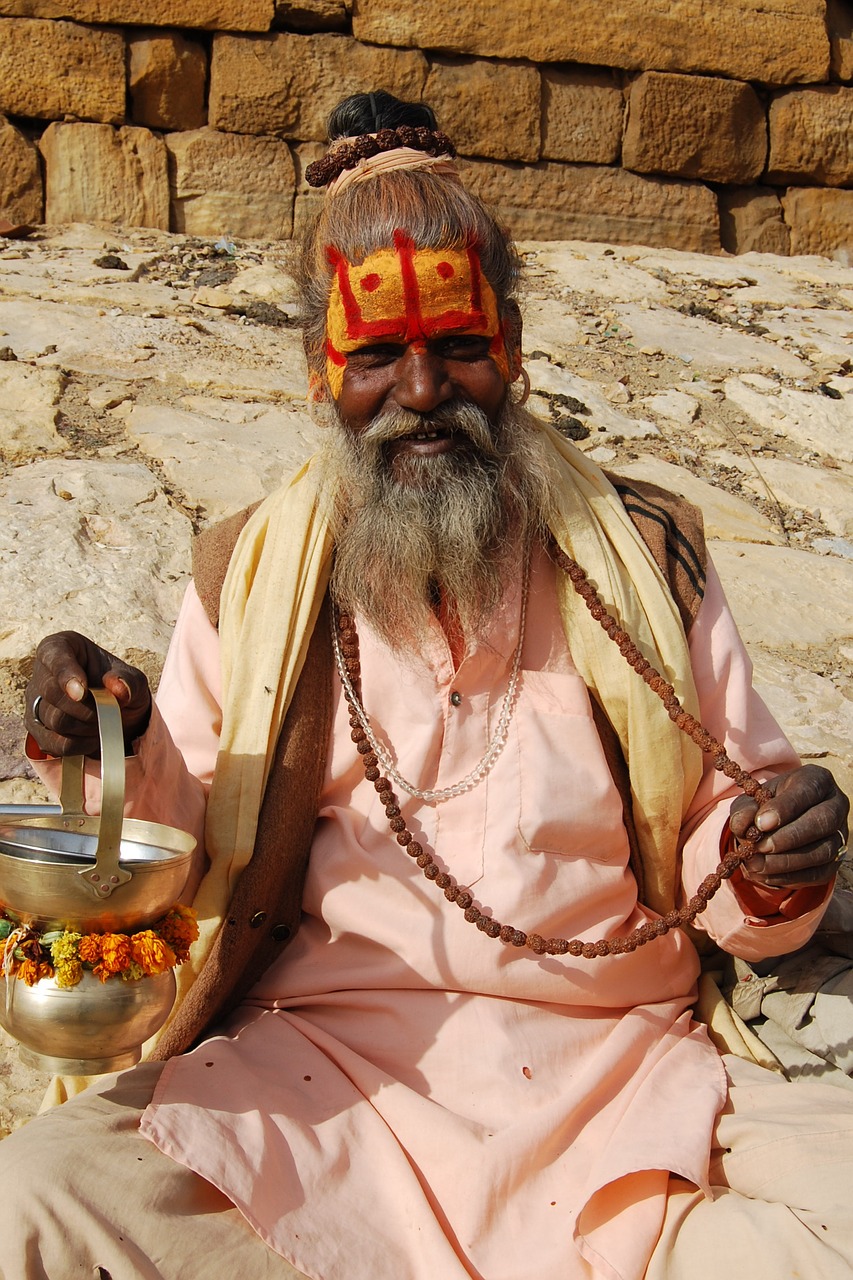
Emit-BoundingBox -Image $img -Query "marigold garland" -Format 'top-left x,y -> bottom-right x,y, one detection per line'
0,904 -> 198,988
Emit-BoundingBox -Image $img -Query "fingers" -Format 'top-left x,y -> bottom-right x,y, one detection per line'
729,765 -> 849,890
754,765 -> 845,834
728,794 -> 760,841
24,632 -> 152,757
740,830 -> 846,888
25,634 -> 99,755
101,672 -> 133,707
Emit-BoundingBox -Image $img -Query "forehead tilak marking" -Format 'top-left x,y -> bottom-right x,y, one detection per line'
322,230 -> 512,395
326,230 -> 493,350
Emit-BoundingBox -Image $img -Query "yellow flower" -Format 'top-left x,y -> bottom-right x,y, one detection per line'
54,957 -> 83,988
51,933 -> 84,988
130,931 -> 176,976
50,932 -> 81,968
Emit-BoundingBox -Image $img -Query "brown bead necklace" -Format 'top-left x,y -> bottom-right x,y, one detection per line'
335,539 -> 770,959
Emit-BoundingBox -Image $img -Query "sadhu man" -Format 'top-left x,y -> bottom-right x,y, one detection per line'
3,91 -> 851,1280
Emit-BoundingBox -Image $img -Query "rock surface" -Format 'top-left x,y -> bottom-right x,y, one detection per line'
541,69 -> 624,165
424,58 -> 541,162
129,31 -> 208,132
208,32 -> 428,139
782,188 -> 853,258
351,0 -> 830,84
0,18 -> 126,124
768,86 -> 853,187
466,161 -> 720,251
1,224 -> 852,1134
165,128 -> 296,239
0,0 -> 274,29
39,124 -> 170,230
0,117 -> 43,226
623,72 -> 767,185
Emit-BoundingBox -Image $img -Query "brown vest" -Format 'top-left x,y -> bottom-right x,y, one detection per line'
152,477 -> 706,1060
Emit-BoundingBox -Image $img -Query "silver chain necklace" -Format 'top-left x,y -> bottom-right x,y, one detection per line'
332,562 -> 530,804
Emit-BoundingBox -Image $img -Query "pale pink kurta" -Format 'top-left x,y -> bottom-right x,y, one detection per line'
36,547 -> 827,1280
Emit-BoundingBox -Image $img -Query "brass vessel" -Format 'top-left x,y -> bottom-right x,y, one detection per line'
0,689 -> 195,1071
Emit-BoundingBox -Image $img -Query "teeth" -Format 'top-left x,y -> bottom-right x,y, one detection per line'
413,432 -> 439,440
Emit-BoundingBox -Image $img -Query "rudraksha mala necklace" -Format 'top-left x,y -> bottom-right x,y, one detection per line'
334,541 -> 771,960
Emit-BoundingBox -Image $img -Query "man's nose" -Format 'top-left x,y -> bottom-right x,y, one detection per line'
392,344 -> 452,413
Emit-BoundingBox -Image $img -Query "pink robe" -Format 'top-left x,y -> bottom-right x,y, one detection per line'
36,547 -> 827,1280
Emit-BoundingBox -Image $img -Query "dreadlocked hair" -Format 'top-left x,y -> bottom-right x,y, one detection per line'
296,91 -> 521,378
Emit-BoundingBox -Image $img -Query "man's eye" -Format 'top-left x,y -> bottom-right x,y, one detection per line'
347,344 -> 402,367
438,336 -> 490,360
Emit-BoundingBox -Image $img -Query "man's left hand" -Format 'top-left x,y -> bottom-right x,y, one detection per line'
729,765 -> 850,889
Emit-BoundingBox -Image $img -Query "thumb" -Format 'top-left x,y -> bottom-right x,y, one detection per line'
101,672 -> 133,707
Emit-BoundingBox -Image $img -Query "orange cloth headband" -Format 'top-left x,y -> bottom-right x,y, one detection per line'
324,231 -> 511,399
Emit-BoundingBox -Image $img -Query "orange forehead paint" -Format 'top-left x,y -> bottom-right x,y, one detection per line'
324,230 -> 510,398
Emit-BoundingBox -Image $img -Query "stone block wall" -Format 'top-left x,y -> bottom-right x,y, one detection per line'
0,0 -> 852,256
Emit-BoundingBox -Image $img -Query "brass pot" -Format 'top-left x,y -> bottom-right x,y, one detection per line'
0,688 -> 194,933
0,967 -> 177,1074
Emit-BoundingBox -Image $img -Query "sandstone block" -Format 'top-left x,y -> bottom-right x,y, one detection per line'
768,87 -> 853,186
424,58 -> 540,162
623,72 -> 766,184
352,0 -> 829,85
0,117 -> 43,225
273,0 -> 347,30
292,140 -> 325,240
464,160 -> 720,252
210,33 -> 427,139
541,69 -> 623,164
781,187 -> 853,257
40,123 -> 169,229
828,0 -> 853,81
0,0 -> 273,31
719,187 -> 791,256
165,127 -> 295,239
129,31 -> 207,131
0,18 -> 124,124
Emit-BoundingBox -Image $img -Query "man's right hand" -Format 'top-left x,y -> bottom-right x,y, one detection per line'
25,631 -> 152,757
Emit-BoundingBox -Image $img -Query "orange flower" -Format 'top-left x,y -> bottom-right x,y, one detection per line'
157,905 -> 199,964
99,933 -> 132,975
130,931 -> 176,976
17,958 -> 54,987
79,935 -> 103,965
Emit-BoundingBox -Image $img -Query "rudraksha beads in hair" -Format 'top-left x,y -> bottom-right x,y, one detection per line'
335,544 -> 771,960
305,127 -> 457,188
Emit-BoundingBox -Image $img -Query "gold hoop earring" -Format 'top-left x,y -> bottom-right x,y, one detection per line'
517,366 -> 531,406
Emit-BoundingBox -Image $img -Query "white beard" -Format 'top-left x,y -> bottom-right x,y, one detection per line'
318,398 -> 558,655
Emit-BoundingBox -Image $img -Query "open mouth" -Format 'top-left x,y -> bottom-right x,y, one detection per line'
390,426 -> 455,447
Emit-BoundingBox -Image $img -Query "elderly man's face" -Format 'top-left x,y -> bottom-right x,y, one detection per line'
324,236 -> 515,467
335,333 -> 508,465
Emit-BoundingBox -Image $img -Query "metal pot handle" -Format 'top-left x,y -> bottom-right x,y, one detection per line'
59,689 -> 133,900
